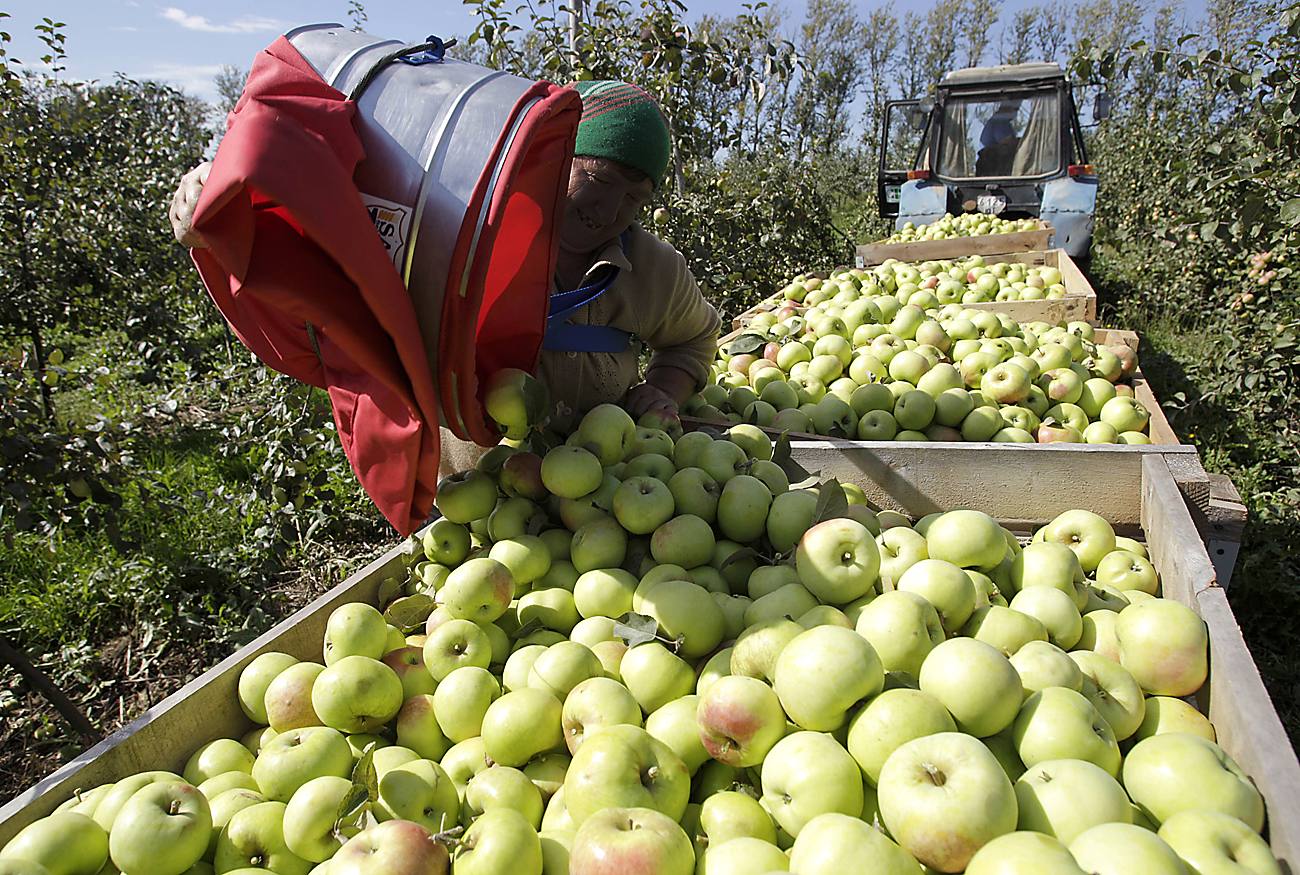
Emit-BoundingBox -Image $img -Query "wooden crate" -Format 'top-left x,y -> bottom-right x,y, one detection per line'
0,450 -> 1289,866
855,220 -> 1055,267
778,444 -> 1298,866
732,248 -> 1096,331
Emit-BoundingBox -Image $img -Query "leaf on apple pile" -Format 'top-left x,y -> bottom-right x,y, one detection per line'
336,742 -> 380,837
509,617 -> 545,640
612,612 -> 683,653
811,476 -> 849,524
726,334 -> 766,357
384,593 -> 436,633
718,546 -> 763,573
772,431 -> 792,466
697,425 -> 726,440
375,574 -> 405,608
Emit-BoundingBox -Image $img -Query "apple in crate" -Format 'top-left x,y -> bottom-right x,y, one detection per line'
569,807 -> 694,875
330,819 -> 451,875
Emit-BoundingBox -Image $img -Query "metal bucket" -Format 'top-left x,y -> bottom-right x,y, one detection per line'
286,23 -> 578,444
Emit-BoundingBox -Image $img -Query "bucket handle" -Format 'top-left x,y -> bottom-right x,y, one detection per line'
348,35 -> 457,102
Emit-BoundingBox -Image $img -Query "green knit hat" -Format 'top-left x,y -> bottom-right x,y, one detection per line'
572,80 -> 671,188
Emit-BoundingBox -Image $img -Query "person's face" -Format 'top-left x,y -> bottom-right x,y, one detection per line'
559,156 -> 655,256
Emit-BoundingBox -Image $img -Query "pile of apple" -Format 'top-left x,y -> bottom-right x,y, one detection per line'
689,271 -> 1149,443
879,213 -> 1042,244
784,255 -> 1075,305
0,410 -> 1277,875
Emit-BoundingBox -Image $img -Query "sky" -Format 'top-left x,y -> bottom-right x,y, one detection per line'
5,0 -> 776,105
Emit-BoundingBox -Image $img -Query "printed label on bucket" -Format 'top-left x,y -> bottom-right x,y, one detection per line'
361,193 -> 413,270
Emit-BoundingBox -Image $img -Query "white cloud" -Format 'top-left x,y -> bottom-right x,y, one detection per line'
160,8 -> 287,34
143,61 -> 226,99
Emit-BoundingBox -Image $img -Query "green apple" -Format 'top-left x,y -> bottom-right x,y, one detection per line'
281,775 -> 359,862
516,587 -> 581,636
645,695 -> 710,775
876,526 -> 928,585
1132,695 -> 1216,744
700,835 -> 791,874
716,475 -> 773,544
435,467 -> 499,525
489,535 -> 552,587
612,476 -> 675,535
563,724 -> 691,827
846,688 -> 957,787
621,642 -> 696,714
213,801 -> 311,875
238,652 -> 300,725
896,559 -> 977,634
964,831 -> 1086,875
1069,649 -> 1146,741
263,661 -> 327,733
1008,639 -> 1083,698
918,637 -> 1023,738
854,591 -> 944,677
1012,687 -> 1121,776
376,759 -> 464,832
562,676 -> 643,754
1114,598 -> 1208,696
465,765 -> 545,828
484,367 -> 549,437
527,640 -> 604,701
440,558 -> 516,625
311,654 -> 403,734
573,568 -> 639,620
252,726 -> 353,803
1009,585 -> 1083,650
961,604 -> 1049,659
1123,732 -> 1265,831
569,515 -> 629,574
321,602 -> 390,665
1037,509 -> 1117,573
0,812 -> 108,875
541,445 -> 604,499
639,579 -> 726,660
1069,822 -> 1189,875
432,665 -> 500,743
794,517 -> 880,604
649,513 -> 716,569
925,509 -> 1007,571
695,674 -> 787,768
381,646 -> 439,700
1099,395 -> 1150,434
1015,757 -> 1132,844
876,731 -> 1017,872
1157,809 -> 1281,875
183,738 -> 255,787
480,687 -> 565,768
699,790 -> 777,846
441,736 -> 491,795
575,403 -> 637,465
1095,550 -> 1159,595
760,731 -> 864,838
773,625 -> 883,732
667,467 -> 721,524
329,819 -> 450,875
569,807 -> 693,875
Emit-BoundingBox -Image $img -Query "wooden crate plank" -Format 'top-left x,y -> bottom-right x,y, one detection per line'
855,223 -> 1055,267
1197,586 -> 1300,866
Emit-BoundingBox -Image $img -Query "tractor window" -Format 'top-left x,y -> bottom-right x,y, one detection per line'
934,92 -> 1062,180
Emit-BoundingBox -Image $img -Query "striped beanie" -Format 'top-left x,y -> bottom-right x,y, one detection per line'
572,80 -> 671,188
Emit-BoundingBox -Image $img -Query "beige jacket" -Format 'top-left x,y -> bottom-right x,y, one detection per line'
439,222 -> 721,480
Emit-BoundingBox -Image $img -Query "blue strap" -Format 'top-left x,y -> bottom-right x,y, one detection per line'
397,36 -> 452,65
543,232 -> 633,353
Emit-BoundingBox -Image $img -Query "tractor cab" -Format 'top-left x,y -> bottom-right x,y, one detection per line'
878,63 -> 1103,259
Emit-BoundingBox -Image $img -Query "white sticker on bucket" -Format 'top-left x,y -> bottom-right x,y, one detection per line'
361,193 -> 413,270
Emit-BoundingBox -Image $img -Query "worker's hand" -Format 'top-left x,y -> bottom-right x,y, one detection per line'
169,161 -> 212,248
624,381 -> 679,419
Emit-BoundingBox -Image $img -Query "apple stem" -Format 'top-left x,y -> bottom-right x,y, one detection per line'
923,763 -> 947,786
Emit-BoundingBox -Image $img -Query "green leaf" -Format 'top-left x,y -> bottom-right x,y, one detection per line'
726,334 -> 767,356
384,593 -> 436,633
1280,199 -> 1300,226
613,612 -> 662,648
811,476 -> 849,525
